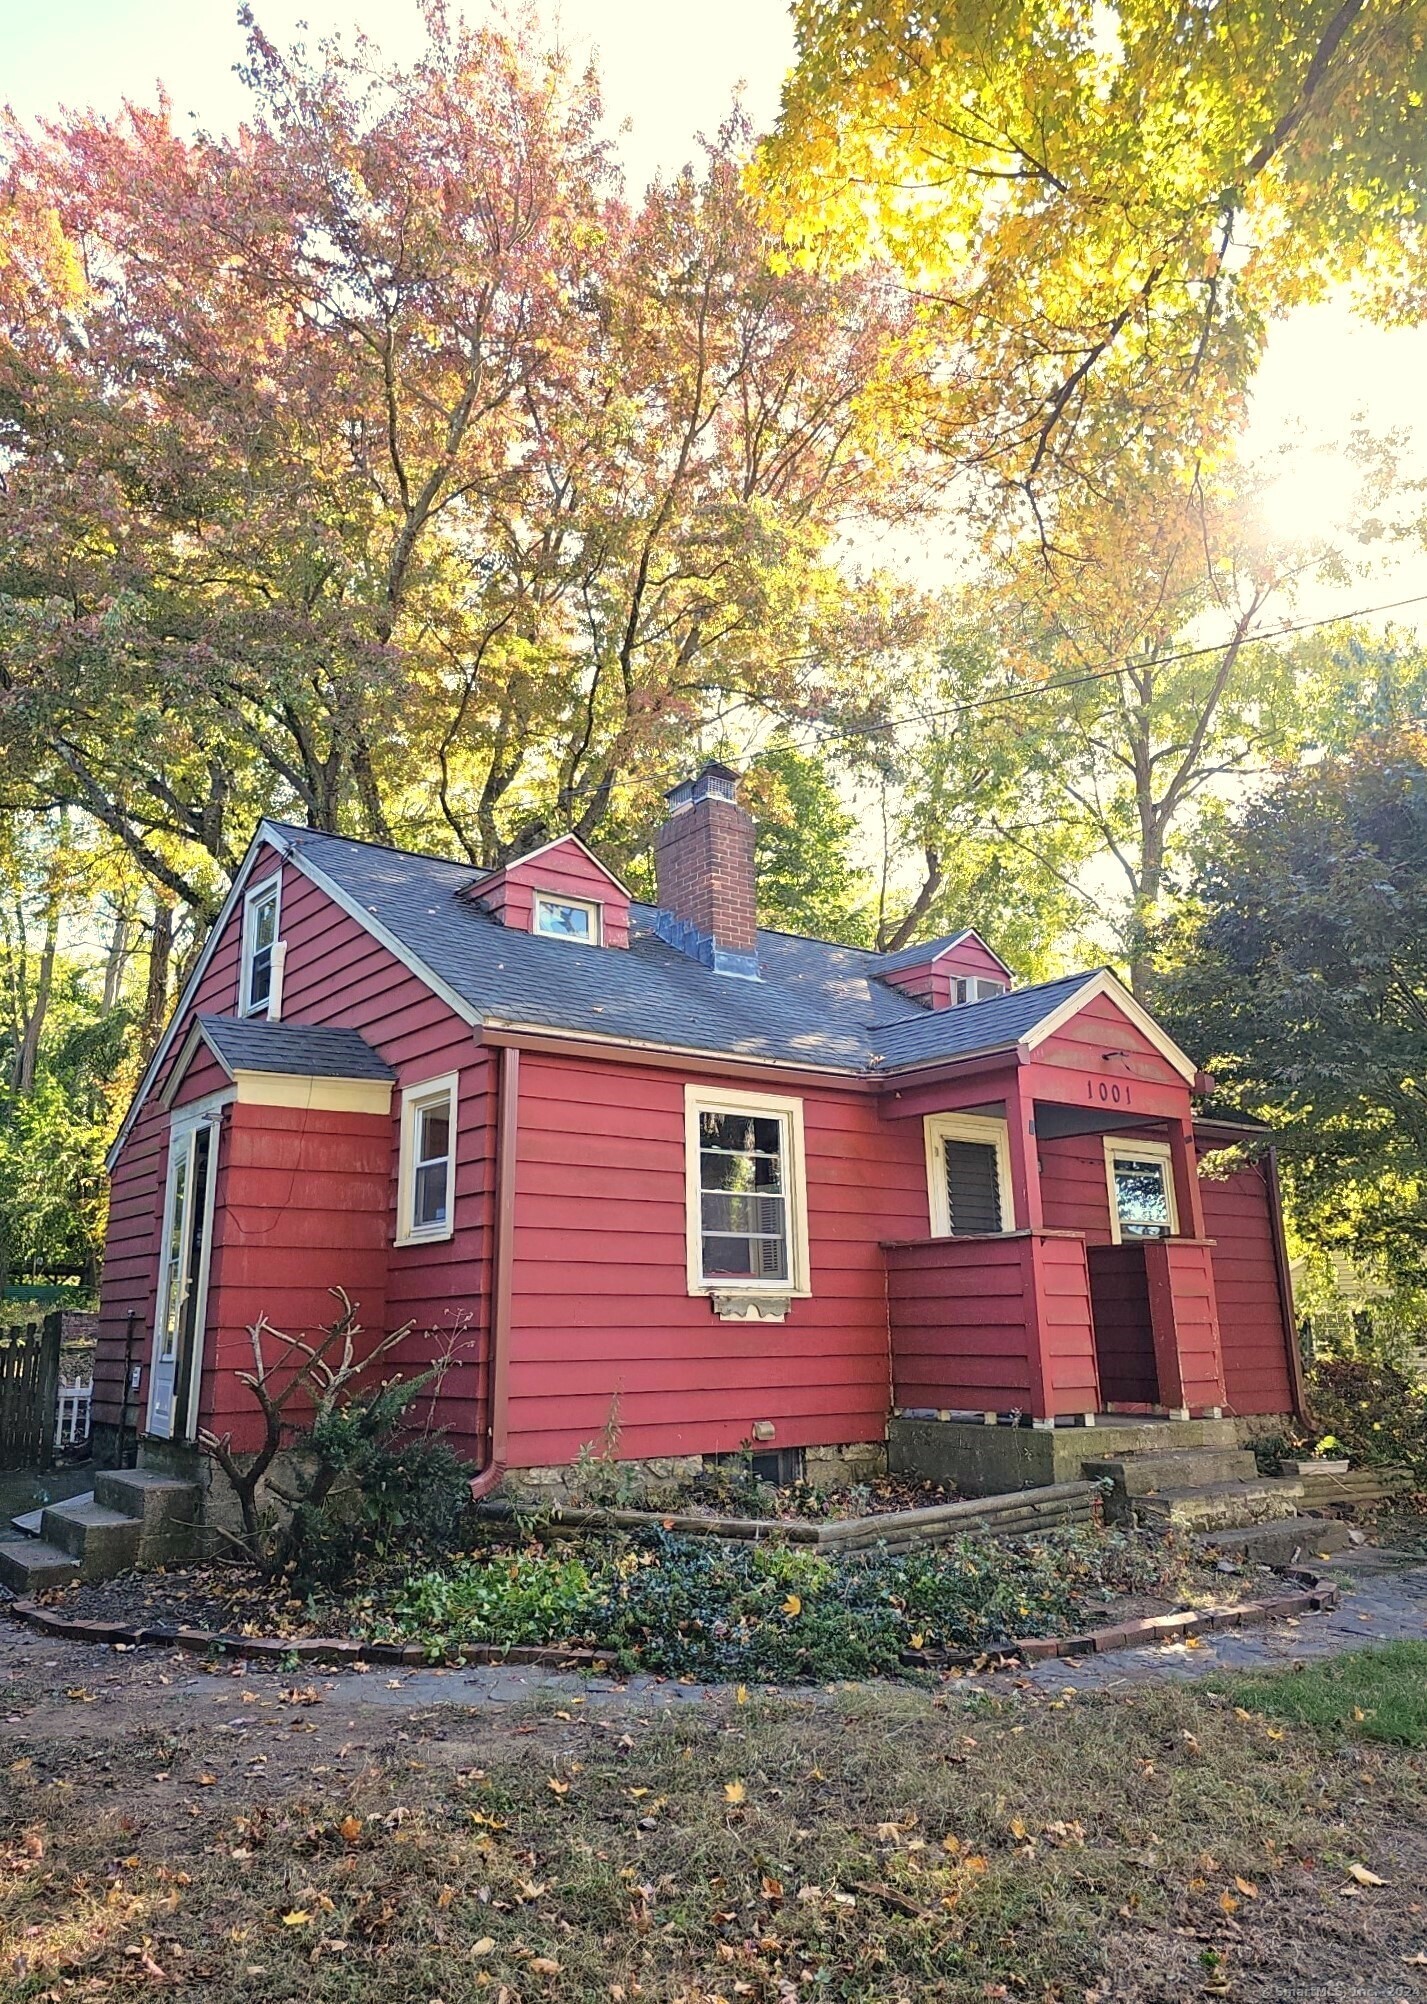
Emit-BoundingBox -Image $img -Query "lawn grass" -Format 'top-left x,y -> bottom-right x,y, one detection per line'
1215,1639 -> 1427,1748
3,1660 -> 1426,2001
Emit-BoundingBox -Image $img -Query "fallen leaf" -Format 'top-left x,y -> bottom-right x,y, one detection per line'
1219,1892 -> 1239,1914
547,1778 -> 571,1797
282,1910 -> 312,1927
1009,1817 -> 1028,1841
528,1957 -> 561,1976
735,1685 -> 748,1705
338,1815 -> 362,1844
1347,1864 -> 1387,1887
1235,1877 -> 1258,1899
724,1781 -> 746,1805
472,1937 -> 495,1957
781,1594 -> 802,1617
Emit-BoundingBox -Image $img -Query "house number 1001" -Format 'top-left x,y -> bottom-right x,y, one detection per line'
1089,1080 -> 1131,1106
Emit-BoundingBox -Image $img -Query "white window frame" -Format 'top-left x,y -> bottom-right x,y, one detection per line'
684,1084 -> 811,1298
1103,1136 -> 1179,1244
923,1111 -> 1014,1237
396,1071 -> 459,1246
239,872 -> 282,1017
533,890 -> 602,944
147,1092 -> 228,1440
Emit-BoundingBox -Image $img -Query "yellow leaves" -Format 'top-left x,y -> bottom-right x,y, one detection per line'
471,1937 -> 496,1957
1234,1876 -> 1258,1899
1346,1863 -> 1387,1887
724,1781 -> 746,1805
781,1594 -> 802,1617
735,1684 -> 748,1705
282,1909 -> 312,1927
528,1956 -> 562,1976
1218,1890 -> 1238,1914
1008,1816 -> 1028,1841
547,1777 -> 571,1797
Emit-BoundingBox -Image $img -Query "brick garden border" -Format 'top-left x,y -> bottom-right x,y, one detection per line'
2,1567 -> 1338,1677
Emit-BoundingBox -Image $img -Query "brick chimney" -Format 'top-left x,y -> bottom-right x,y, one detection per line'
652,762 -> 760,978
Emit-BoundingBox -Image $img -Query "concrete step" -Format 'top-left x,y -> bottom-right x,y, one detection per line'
0,1537 -> 81,1593
40,1499 -> 141,1579
1195,1517 -> 1355,1566
1135,1477 -> 1305,1532
1084,1448 -> 1260,1496
9,1507 -> 46,1538
93,1470 -> 201,1562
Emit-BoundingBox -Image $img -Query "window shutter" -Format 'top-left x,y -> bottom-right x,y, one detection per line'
943,1139 -> 1003,1234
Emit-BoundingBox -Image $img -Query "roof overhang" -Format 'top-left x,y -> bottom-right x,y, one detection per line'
1019,969 -> 1198,1084
160,1016 -> 393,1116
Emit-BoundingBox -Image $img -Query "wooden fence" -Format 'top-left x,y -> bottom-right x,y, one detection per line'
0,1314 -> 62,1472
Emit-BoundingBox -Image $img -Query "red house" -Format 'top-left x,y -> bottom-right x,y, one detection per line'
90,763 -> 1307,1505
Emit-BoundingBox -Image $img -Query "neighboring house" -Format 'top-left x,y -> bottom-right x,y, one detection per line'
92,764 -> 1307,1496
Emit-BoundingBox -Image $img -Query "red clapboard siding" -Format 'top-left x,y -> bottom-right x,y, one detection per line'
1146,1238 -> 1226,1413
885,1236 -> 1036,1412
95,842 -> 497,1466
1039,1136 -> 1115,1242
1086,1243 -> 1158,1404
502,1051 -> 927,1465
1200,1164 -> 1295,1415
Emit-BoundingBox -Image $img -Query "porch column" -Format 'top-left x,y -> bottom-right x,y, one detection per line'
1004,1070 -> 1044,1230
1167,1116 -> 1207,1239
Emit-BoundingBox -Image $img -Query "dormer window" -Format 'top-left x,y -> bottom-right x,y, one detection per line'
534,892 -> 601,944
953,977 -> 1007,1005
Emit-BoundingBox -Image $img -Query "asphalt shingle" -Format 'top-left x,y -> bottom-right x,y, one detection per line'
198,1014 -> 396,1081
276,825 -> 1105,1077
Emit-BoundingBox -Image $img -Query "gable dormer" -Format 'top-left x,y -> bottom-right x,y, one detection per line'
462,834 -> 631,948
873,929 -> 1013,1010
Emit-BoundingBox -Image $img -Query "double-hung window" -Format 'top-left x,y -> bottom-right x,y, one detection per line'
1104,1138 -> 1178,1242
240,874 -> 281,1016
685,1087 -> 809,1296
397,1072 -> 458,1244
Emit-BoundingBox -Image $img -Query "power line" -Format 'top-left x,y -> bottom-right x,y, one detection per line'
815,585 -> 1427,747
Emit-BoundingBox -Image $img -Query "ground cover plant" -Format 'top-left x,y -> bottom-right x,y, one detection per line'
2,1627 -> 1425,2003
40,1524 -> 1222,1682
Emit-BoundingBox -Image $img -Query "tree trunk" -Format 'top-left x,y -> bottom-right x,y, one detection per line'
101,909 -> 131,1013
141,900 -> 174,1058
12,896 -> 58,1093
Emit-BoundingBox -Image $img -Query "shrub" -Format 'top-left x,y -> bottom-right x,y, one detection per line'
1303,1357 -> 1427,1489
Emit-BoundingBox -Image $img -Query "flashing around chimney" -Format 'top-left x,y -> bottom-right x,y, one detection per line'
651,907 -> 761,981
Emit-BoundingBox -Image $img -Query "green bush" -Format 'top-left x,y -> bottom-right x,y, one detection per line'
1303,1357 -> 1427,1489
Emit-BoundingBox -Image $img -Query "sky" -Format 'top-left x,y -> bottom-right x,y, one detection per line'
7,0 -> 1427,635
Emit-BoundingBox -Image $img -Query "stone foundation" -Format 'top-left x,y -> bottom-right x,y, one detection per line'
506,1441 -> 888,1508
889,1414 -> 1292,1498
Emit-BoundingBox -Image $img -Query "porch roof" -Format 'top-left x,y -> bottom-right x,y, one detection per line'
866,972 -> 1099,1072
195,1015 -> 396,1082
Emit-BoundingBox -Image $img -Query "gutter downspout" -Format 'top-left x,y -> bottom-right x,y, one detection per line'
1264,1144 -> 1312,1430
470,1043 -> 518,1502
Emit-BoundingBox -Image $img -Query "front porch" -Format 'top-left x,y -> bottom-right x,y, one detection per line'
875,989 -> 1300,1466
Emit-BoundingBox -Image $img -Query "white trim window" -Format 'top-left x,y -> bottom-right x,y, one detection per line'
1104,1137 -> 1178,1243
952,976 -> 1007,1004
684,1086 -> 810,1296
533,891 -> 601,943
396,1072 -> 458,1244
924,1111 -> 1013,1236
240,873 -> 281,1016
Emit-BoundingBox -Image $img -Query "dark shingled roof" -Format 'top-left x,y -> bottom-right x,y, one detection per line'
276,825 -> 1103,1076
865,972 -> 1099,1072
198,1014 -> 395,1081
868,928 -> 978,974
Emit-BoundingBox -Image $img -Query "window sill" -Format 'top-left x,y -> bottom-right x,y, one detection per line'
394,1224 -> 455,1248
698,1288 -> 806,1322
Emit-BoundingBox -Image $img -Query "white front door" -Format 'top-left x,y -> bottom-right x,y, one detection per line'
148,1110 -> 220,1440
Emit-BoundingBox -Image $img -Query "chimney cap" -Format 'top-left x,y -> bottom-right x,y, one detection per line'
663,760 -> 742,814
